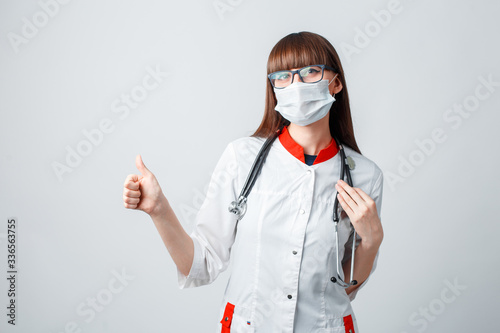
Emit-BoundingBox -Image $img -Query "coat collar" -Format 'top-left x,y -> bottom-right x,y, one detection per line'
278,125 -> 339,165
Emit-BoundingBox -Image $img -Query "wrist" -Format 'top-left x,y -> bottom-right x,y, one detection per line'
359,235 -> 382,252
149,193 -> 169,221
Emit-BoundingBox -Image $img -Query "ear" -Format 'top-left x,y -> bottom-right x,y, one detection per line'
329,75 -> 343,96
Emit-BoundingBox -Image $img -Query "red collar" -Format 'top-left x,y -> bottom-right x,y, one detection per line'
278,125 -> 339,165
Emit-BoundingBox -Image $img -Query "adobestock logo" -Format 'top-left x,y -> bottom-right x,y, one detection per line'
51,64 -> 169,182
7,0 -> 73,54
401,277 -> 467,333
385,74 -> 498,192
213,0 -> 244,21
55,267 -> 135,333
179,149 -> 238,231
340,0 -> 404,63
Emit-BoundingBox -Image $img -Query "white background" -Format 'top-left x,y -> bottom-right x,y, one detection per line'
1,0 -> 499,332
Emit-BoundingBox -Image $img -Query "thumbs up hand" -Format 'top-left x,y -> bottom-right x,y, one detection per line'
123,155 -> 167,218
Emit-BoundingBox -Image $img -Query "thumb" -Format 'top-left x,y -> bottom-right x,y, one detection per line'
135,154 -> 151,176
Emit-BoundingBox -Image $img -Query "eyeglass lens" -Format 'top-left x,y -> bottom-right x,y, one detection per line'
270,65 -> 325,88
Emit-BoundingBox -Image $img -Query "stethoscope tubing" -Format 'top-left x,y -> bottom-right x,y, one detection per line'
228,122 -> 358,288
228,122 -> 286,219
331,139 -> 357,288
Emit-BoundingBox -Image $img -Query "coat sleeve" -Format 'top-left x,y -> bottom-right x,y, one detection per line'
342,165 -> 384,301
177,141 -> 240,289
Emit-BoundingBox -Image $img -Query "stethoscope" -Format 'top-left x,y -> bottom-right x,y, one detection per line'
228,121 -> 358,288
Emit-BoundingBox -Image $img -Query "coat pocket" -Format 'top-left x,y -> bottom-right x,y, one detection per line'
219,301 -> 255,333
322,314 -> 357,333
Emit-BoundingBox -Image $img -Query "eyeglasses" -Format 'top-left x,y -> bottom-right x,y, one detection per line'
268,64 -> 336,89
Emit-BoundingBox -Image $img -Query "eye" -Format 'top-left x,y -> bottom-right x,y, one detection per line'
301,66 -> 321,77
274,72 -> 290,81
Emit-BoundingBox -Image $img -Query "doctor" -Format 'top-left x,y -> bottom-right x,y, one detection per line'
123,31 -> 384,332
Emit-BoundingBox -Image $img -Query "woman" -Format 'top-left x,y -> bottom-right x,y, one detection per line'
122,31 -> 384,332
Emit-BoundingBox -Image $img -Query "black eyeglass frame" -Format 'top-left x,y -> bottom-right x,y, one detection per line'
267,64 -> 337,89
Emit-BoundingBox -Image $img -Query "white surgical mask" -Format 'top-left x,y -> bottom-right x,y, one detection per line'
274,75 -> 337,126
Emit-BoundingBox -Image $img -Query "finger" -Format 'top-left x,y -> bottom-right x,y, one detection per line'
123,195 -> 140,205
337,192 -> 354,216
337,179 -> 365,205
335,183 -> 358,211
124,175 -> 141,190
124,174 -> 139,184
136,154 -> 152,176
339,180 -> 377,212
124,201 -> 138,209
123,188 -> 141,198
351,186 -> 374,204
336,188 -> 356,214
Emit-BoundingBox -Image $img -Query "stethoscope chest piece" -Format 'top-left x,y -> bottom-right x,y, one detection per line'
228,196 -> 247,220
346,155 -> 355,170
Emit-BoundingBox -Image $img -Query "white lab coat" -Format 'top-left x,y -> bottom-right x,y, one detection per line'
177,135 -> 384,333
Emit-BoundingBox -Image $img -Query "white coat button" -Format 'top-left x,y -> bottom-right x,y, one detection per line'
299,209 -> 305,214
306,169 -> 311,174
292,250 -> 297,255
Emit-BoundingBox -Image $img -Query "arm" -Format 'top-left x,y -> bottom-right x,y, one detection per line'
342,239 -> 380,296
122,154 -> 194,276
335,169 -> 384,299
150,197 -> 194,277
123,142 -> 239,287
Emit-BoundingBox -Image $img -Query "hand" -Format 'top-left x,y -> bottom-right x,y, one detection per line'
335,179 -> 383,249
123,155 -> 167,218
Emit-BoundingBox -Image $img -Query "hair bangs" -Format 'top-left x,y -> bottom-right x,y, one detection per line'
267,32 -> 331,74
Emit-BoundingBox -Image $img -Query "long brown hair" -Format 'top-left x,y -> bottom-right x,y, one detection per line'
250,31 -> 361,155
